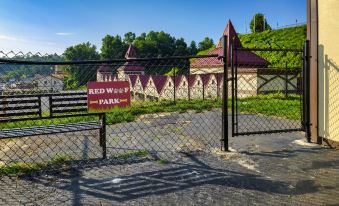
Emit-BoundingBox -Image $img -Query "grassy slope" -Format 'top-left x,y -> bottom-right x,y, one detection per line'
238,25 -> 307,68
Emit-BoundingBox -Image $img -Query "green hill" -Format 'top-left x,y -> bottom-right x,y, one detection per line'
238,25 -> 307,68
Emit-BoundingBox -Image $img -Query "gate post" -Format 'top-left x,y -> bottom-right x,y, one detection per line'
303,40 -> 311,142
100,113 -> 107,159
221,35 -> 229,151
231,39 -> 235,137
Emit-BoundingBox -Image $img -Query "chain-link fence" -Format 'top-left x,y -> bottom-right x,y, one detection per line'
230,46 -> 305,136
0,51 -> 226,174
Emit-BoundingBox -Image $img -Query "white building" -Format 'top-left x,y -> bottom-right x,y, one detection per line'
35,75 -> 64,91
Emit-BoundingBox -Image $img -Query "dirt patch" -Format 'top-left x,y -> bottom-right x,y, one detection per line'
212,148 -> 260,173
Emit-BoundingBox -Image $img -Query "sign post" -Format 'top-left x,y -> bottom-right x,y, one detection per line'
87,81 -> 131,113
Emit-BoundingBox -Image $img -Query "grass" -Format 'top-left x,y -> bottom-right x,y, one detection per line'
155,159 -> 169,165
0,154 -> 73,175
236,93 -> 301,120
0,94 -> 301,130
239,25 -> 307,68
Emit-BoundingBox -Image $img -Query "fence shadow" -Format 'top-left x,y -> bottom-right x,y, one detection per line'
9,153 -> 308,205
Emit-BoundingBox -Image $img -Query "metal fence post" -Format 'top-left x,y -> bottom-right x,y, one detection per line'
222,35 -> 229,151
173,66 -> 176,104
285,63 -> 288,98
231,40 -> 235,137
303,40 -> 311,142
100,113 -> 107,159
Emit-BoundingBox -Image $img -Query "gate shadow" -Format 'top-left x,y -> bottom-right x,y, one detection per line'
16,153 -> 307,205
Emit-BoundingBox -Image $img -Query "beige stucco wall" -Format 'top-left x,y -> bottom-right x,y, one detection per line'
318,0 -> 339,142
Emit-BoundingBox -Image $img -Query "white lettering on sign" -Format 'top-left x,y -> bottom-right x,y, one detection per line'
89,87 -> 129,95
88,88 -> 105,94
99,98 -> 121,105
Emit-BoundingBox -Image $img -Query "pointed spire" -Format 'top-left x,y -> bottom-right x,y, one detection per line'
125,44 -> 137,59
217,19 -> 243,49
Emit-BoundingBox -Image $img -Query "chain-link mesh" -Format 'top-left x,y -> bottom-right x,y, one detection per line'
231,47 -> 304,135
0,51 -> 227,204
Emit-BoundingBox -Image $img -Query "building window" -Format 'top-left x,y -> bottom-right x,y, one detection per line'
183,81 -> 186,86
169,82 -> 172,87
197,81 -> 200,86
212,80 -> 215,84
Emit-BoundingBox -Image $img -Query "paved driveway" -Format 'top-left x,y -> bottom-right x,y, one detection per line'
0,110 -> 338,205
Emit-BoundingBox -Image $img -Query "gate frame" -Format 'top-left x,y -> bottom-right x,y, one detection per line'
230,41 -> 311,138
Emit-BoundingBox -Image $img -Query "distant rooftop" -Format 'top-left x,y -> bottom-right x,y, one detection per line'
191,20 -> 268,68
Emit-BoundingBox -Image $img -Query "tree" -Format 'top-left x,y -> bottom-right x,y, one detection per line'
188,41 -> 198,55
101,35 -> 127,59
63,42 -> 99,88
133,31 -> 176,57
250,13 -> 272,33
198,37 -> 214,52
123,32 -> 136,45
174,38 -> 189,55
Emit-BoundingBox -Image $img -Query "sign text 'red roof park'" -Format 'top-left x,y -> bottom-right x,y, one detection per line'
87,81 -> 131,112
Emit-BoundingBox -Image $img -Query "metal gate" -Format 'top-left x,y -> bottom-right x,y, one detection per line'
230,41 -> 310,138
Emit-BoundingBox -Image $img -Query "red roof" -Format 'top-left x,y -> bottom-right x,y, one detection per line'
191,20 -> 268,68
128,75 -> 139,87
215,73 -> 224,87
125,45 -> 137,59
152,75 -> 170,94
200,74 -> 212,88
118,62 -> 145,72
97,64 -> 111,73
118,45 -> 145,72
140,75 -> 151,89
188,74 -> 200,88
171,76 -> 185,89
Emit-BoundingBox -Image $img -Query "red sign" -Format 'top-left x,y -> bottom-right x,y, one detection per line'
87,81 -> 131,112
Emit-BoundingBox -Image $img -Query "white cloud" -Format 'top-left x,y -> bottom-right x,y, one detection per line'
0,35 -> 26,42
56,32 -> 74,36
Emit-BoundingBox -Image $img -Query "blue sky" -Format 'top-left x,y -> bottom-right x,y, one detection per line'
0,0 -> 306,54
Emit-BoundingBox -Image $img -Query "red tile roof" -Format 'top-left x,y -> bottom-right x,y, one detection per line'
191,20 -> 268,68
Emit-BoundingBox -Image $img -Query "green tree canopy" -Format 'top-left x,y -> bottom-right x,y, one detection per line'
250,13 -> 272,33
174,38 -> 189,55
63,42 -> 99,88
134,31 -> 177,57
189,41 -> 198,55
198,37 -> 214,52
123,32 -> 136,45
101,35 -> 127,59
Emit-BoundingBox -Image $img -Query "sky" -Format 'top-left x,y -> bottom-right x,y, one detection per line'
0,0 -> 306,54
